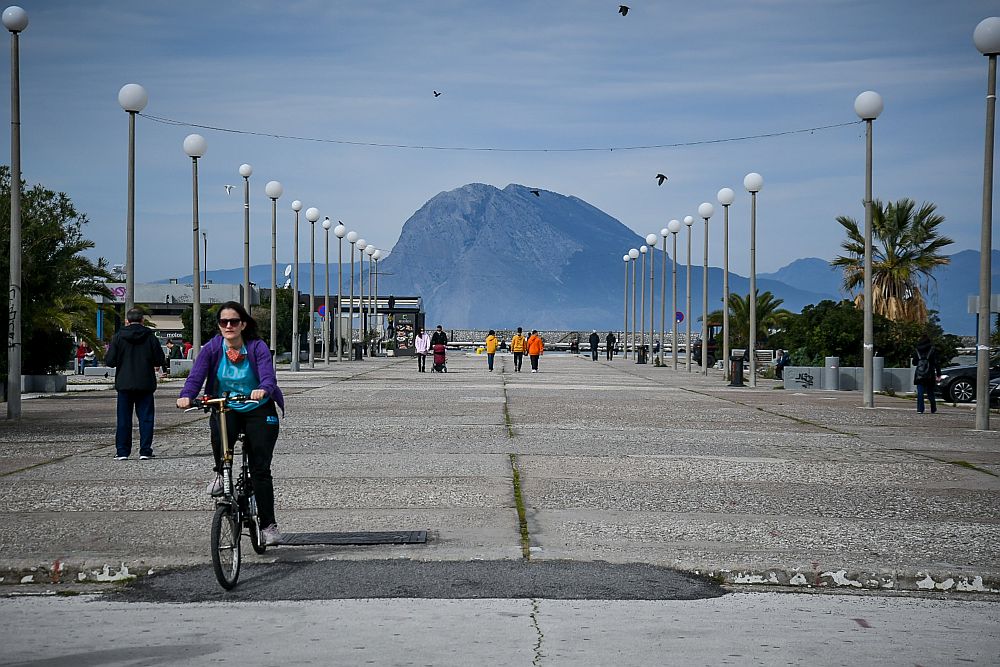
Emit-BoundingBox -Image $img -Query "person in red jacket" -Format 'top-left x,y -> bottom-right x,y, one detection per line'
526,330 -> 544,373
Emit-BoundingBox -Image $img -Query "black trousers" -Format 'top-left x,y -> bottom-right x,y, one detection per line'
417,353 -> 426,372
210,401 -> 280,528
513,352 -> 523,371
591,347 -> 598,361
530,354 -> 540,371
606,346 -> 614,360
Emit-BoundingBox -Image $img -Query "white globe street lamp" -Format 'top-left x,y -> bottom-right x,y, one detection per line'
974,17 -> 1000,430
628,248 -> 639,358
264,180 -> 283,362
117,82 -> 145,316
639,245 -> 647,363
744,172 -> 764,387
322,217 -> 332,365
854,91 -> 883,408
183,134 -> 207,359
645,233 -> 658,365
305,207 -> 320,368
334,222 -> 346,360
683,216 -> 694,372
6,6 -> 27,418
717,188 -> 735,380
366,244 -> 377,356
357,239 -> 367,352
659,227 -> 669,365
290,200 -> 302,371
622,254 -> 631,360
346,230 -> 359,358
239,164 -> 253,310
698,202 -> 715,376
667,219 -> 682,369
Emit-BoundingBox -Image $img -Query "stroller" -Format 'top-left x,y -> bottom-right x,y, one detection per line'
432,343 -> 447,373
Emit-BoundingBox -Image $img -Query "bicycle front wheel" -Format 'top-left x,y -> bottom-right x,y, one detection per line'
211,504 -> 241,589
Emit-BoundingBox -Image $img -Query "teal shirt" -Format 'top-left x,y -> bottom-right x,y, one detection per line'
216,343 -> 270,413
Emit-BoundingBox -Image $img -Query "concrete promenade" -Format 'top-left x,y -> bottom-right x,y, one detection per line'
1,351 -> 998,593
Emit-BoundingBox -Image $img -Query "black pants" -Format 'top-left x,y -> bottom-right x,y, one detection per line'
513,352 -> 523,371
591,347 -> 598,361
530,355 -> 540,371
417,353 -> 426,372
210,401 -> 280,528
115,389 -> 155,457
606,347 -> 614,360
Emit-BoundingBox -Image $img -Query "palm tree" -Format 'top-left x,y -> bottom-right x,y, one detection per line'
832,198 -> 952,323
707,290 -> 793,350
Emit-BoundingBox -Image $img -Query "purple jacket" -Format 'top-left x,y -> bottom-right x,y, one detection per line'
179,335 -> 285,414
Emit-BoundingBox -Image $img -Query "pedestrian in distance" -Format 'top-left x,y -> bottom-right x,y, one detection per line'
527,330 -> 544,373
176,301 -> 286,547
774,349 -> 790,380
510,327 -> 526,372
912,333 -> 941,414
75,341 -> 89,374
414,327 -> 431,372
485,330 -> 498,371
104,308 -> 166,460
430,325 -> 448,347
589,330 -> 600,361
605,332 -> 616,360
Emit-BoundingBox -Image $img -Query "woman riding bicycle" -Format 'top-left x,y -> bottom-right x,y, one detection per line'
176,301 -> 285,546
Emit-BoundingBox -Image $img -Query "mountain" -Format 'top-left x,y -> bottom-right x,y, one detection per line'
161,184 -> 997,335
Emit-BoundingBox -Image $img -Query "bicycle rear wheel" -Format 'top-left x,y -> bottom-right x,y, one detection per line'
211,504 -> 241,589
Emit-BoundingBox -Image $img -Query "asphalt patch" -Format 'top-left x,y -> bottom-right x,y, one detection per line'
109,559 -> 726,603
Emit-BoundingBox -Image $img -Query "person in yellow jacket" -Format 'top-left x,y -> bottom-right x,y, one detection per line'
485,330 -> 499,372
509,327 -> 526,373
526,330 -> 544,373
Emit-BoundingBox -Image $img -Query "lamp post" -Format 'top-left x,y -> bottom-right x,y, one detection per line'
346,230 -> 358,358
628,248 -> 639,358
265,180 -> 283,362
305,207 -> 320,368
646,234 -> 657,364
854,91 -> 883,408
290,200 -> 302,371
239,164 -> 252,311
117,81 -> 145,315
373,249 -> 382,356
717,188 -> 735,380
5,5 -> 26,419
974,16 -> 1000,431
183,134 -> 207,359
202,232 -> 207,286
744,172 -> 764,387
639,245 -> 647,362
622,254 -> 630,360
322,217 -> 332,365
684,215 -> 694,372
698,203 -> 714,376
334,222 -> 346,360
659,227 -> 668,365
668,219 -> 681,369
357,239 -> 367,354
366,244 -> 376,356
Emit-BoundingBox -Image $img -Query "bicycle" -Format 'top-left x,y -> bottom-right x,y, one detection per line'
186,393 -> 268,590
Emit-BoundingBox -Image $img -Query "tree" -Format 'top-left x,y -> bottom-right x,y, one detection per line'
707,290 -> 793,350
832,198 -> 953,324
181,303 -> 219,347
0,166 -> 113,374
254,289 -> 310,354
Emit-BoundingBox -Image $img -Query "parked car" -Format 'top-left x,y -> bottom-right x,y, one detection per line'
990,377 -> 1000,409
936,353 -> 1000,403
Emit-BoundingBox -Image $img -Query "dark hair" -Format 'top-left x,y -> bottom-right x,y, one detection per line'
918,333 -> 931,345
217,301 -> 260,340
517,327 -> 522,333
488,329 -> 495,336
125,308 -> 144,323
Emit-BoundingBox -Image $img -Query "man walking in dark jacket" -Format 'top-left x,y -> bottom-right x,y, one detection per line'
105,309 -> 166,460
589,330 -> 600,361
605,332 -> 616,360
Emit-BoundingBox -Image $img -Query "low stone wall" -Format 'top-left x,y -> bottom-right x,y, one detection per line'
784,365 -> 914,392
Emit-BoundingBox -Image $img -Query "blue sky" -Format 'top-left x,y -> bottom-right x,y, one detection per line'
2,0 -> 998,281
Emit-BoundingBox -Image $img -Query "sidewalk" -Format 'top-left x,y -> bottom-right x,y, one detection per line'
1,352 -> 997,593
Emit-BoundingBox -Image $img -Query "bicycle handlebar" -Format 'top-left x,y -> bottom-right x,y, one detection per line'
184,393 -> 259,412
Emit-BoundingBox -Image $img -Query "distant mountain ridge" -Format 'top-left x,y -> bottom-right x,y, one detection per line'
162,183 -> 998,335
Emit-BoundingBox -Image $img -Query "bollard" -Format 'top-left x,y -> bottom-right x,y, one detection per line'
823,356 -> 840,390
873,356 -> 885,393
728,351 -> 745,387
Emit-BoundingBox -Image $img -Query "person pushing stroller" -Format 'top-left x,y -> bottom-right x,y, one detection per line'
431,325 -> 448,373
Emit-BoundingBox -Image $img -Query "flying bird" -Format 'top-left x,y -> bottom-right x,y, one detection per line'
433,90 -> 442,97
529,189 -> 540,197
618,5 -> 629,16
655,174 -> 668,186
224,184 -> 235,194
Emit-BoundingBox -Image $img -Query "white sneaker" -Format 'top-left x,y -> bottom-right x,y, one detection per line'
262,524 -> 283,546
206,476 -> 224,497
531,369 -> 537,373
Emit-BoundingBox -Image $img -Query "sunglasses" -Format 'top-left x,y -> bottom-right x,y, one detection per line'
218,318 -> 243,328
